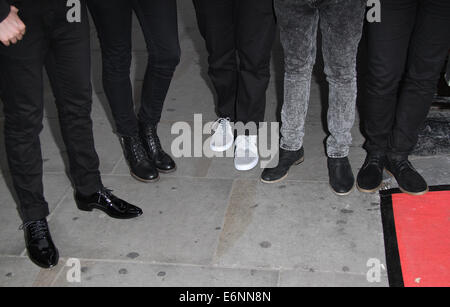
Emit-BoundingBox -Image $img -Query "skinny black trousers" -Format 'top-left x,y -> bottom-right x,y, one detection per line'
88,0 -> 180,136
0,1 -> 103,222
193,0 -> 276,125
364,0 -> 450,156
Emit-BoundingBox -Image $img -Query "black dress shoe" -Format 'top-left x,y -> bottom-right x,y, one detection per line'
261,148 -> 304,183
140,123 -> 176,173
119,135 -> 159,183
21,219 -> 59,269
75,188 -> 143,219
385,155 -> 428,196
328,157 -> 355,196
357,153 -> 386,193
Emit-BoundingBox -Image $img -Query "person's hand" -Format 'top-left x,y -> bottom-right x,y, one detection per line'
0,6 -> 26,46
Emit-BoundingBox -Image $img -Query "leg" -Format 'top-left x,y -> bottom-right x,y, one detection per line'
45,3 -> 103,197
320,0 -> 366,158
275,0 -> 319,151
193,0 -> 237,120
235,0 -> 276,125
390,0 -> 450,155
133,0 -> 181,126
0,11 -> 49,222
364,0 -> 418,154
88,0 -> 137,137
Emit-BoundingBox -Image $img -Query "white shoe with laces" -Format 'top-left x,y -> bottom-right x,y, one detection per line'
234,135 -> 259,171
210,118 -> 234,152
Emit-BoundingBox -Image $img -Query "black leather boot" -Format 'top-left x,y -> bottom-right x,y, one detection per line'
75,188 -> 143,219
385,154 -> 428,196
357,153 -> 386,193
261,148 -> 304,183
21,219 -> 59,269
139,123 -> 176,173
328,157 -> 355,196
119,135 -> 159,183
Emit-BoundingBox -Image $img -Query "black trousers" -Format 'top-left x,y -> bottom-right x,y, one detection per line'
193,0 -> 276,125
0,1 -> 103,222
364,0 -> 450,156
88,0 -> 180,137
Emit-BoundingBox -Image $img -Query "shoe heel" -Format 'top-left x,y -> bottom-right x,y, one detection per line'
76,202 -> 93,212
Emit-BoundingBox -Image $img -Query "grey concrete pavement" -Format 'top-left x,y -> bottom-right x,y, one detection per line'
0,0 -> 448,287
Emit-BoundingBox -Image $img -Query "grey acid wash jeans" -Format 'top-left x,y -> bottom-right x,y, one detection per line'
275,0 -> 366,158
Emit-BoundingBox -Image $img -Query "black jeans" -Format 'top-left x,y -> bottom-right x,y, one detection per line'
88,0 -> 180,137
364,0 -> 450,156
0,1 -> 103,222
193,0 -> 276,125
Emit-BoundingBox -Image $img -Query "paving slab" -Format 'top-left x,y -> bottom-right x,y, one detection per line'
0,257 -> 42,287
52,260 -> 278,287
213,179 -> 386,274
279,269 -> 388,287
47,176 -> 233,265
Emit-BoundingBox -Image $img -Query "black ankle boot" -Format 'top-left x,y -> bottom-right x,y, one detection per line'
328,157 -> 355,196
75,188 -> 143,219
385,155 -> 428,196
120,135 -> 159,183
139,123 -> 176,173
357,153 -> 386,193
21,219 -> 59,269
261,148 -> 304,183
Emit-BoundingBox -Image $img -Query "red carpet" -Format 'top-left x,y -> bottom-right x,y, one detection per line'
380,186 -> 450,287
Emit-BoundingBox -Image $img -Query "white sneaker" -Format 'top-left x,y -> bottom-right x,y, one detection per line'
234,135 -> 259,171
210,118 -> 234,152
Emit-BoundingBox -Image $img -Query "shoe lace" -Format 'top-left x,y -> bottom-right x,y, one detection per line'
145,126 -> 163,152
212,118 -> 231,133
130,137 -> 148,163
396,159 -> 414,174
19,220 -> 50,239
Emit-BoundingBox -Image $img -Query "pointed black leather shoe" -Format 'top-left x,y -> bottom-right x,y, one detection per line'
328,157 -> 355,196
119,135 -> 159,183
261,148 -> 304,183
385,155 -> 428,196
21,219 -> 59,269
75,188 -> 143,219
140,123 -> 176,173
357,153 -> 386,193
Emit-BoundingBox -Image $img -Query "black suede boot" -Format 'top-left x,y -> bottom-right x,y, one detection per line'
385,154 -> 428,196
261,148 -> 304,183
139,123 -> 176,173
357,152 -> 386,193
328,157 -> 355,196
120,135 -> 159,183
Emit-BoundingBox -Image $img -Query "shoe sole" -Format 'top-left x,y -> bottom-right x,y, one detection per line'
357,182 -> 383,194
211,140 -> 234,153
131,172 -> 160,183
76,202 -> 143,219
260,157 -> 305,184
235,157 -> 260,171
384,169 -> 429,196
330,183 -> 355,196
157,165 -> 177,174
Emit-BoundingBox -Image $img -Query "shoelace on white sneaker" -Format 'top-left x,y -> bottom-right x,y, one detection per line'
212,118 -> 231,134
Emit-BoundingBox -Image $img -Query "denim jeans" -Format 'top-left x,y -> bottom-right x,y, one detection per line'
364,0 -> 450,157
275,0 -> 366,158
88,0 -> 180,136
0,0 -> 103,222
